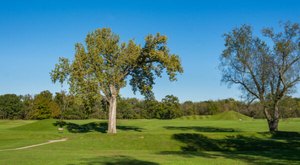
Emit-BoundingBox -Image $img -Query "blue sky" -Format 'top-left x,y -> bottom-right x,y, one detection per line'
1,0 -> 300,102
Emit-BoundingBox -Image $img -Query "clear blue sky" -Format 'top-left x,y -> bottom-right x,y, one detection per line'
1,0 -> 300,102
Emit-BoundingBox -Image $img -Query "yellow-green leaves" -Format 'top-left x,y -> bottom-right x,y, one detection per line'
50,57 -> 70,86
53,28 -> 183,101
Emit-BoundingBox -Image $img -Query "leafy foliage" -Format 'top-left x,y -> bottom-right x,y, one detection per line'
0,94 -> 23,119
29,91 -> 60,119
67,28 -> 183,100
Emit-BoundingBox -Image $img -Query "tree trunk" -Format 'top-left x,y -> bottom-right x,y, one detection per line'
265,102 -> 280,133
267,119 -> 279,132
107,86 -> 117,134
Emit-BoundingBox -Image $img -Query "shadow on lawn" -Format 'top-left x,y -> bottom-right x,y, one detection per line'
164,126 -> 238,132
53,121 -> 143,133
260,131 -> 300,141
160,132 -> 300,165
68,155 -> 159,165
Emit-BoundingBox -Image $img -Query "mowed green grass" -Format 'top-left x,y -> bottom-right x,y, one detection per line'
0,117 -> 300,165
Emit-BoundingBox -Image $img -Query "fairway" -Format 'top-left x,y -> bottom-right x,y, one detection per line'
0,118 -> 300,165
2,1 -> 300,165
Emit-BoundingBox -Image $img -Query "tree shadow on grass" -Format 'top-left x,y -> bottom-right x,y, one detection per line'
164,126 -> 239,132
259,131 -> 300,141
53,121 -> 143,133
160,132 -> 300,165
68,155 -> 159,165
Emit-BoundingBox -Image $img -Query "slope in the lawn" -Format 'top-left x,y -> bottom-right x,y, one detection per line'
210,111 -> 252,120
10,119 -> 58,132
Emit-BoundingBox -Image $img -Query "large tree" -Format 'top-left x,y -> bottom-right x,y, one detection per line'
220,22 -> 300,132
53,28 -> 183,133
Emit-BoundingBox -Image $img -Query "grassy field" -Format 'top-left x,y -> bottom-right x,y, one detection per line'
0,114 -> 300,165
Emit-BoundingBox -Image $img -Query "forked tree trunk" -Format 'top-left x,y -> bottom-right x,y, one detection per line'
107,85 -> 118,134
263,103 -> 280,133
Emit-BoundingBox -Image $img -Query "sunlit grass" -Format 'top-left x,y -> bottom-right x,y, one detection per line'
0,117 -> 299,164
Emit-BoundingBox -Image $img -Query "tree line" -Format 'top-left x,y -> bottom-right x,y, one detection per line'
1,91 -> 300,120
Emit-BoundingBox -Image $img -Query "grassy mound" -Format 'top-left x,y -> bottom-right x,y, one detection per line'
210,111 -> 252,121
178,111 -> 251,121
11,119 -> 58,132
178,115 -> 211,120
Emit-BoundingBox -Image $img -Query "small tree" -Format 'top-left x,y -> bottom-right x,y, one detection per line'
20,94 -> 34,119
220,22 -> 300,132
54,28 -> 183,133
30,91 -> 60,119
161,95 -> 182,119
